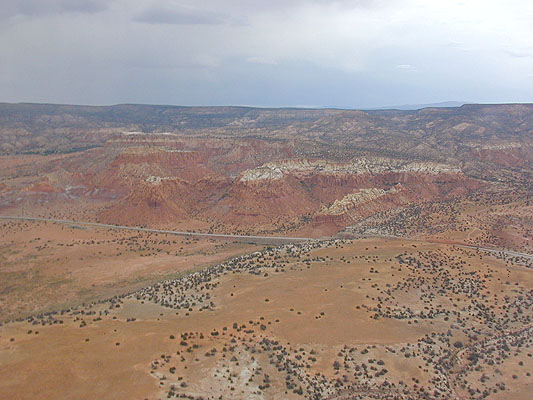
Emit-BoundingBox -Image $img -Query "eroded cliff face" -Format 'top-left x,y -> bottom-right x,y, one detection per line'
319,188 -> 398,216
101,182 -> 180,224
2,101 -> 528,237
238,158 -> 460,183
0,134 -> 482,233
199,155 -> 477,229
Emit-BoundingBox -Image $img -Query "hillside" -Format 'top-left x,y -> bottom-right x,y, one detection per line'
0,103 -> 531,251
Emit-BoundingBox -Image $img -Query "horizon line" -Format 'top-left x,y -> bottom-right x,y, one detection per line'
1,100 -> 533,112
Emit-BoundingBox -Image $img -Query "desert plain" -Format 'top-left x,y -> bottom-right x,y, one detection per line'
0,103 -> 532,400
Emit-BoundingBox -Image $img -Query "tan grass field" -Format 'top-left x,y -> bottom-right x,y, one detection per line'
1,238 -> 531,399
0,220 -> 261,320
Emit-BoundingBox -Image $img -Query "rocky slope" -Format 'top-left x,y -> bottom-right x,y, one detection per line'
0,103 -> 530,242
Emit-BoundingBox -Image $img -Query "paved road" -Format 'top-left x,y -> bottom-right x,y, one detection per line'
0,215 -> 314,243
2,215 -> 532,260
348,232 -> 533,260
451,243 -> 533,260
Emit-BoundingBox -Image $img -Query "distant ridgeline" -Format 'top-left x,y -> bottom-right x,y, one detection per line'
0,102 -> 531,156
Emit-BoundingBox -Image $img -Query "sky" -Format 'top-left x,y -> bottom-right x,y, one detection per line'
1,0 -> 533,108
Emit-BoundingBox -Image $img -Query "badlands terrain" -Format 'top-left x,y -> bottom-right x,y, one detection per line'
0,103 -> 532,399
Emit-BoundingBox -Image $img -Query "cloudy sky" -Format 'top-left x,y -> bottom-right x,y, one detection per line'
1,0 -> 532,108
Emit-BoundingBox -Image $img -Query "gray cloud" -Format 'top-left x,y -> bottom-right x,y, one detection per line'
502,49 -> 533,58
1,0 -> 109,19
134,5 -> 239,26
0,0 -> 532,107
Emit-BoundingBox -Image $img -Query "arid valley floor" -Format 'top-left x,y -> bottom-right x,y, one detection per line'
0,103 -> 532,399
1,237 -> 532,400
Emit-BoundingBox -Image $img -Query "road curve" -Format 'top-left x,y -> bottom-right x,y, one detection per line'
0,215 -> 314,242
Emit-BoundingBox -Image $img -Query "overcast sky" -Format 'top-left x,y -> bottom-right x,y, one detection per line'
1,0 -> 532,108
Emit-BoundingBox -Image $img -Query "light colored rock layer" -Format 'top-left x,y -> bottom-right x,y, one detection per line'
239,158 -> 460,182
146,175 -> 174,184
320,187 -> 397,215
465,142 -> 522,150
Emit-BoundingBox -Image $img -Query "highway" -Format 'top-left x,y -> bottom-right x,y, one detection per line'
346,232 -> 533,261
0,215 -> 314,243
1,215 -> 532,260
